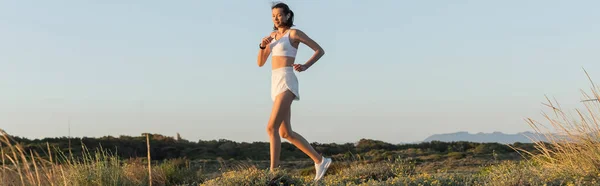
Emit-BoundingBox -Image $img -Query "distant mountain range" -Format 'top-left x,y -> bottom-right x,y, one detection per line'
423,131 -> 556,144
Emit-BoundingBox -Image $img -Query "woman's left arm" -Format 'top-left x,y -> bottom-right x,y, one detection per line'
292,29 -> 325,72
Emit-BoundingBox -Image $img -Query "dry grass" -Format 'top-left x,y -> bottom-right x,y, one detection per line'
0,129 -> 203,186
201,159 -> 477,186
510,70 -> 600,179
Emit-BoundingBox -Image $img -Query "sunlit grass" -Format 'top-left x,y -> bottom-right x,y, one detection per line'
0,129 -> 203,186
508,70 -> 600,176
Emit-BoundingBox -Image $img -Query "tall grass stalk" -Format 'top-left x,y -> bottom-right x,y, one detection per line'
0,129 -> 203,186
512,69 -> 600,178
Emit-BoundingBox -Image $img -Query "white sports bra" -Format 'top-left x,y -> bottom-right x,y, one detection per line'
269,30 -> 298,58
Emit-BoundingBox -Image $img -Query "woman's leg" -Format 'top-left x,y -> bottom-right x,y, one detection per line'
266,90 -> 296,169
279,101 -> 323,164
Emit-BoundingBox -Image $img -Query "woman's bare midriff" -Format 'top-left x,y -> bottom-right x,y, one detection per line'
271,56 -> 295,70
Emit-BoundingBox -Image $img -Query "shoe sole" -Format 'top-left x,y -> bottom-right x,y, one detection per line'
314,158 -> 332,181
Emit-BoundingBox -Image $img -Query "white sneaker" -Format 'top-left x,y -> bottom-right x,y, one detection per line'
314,156 -> 332,181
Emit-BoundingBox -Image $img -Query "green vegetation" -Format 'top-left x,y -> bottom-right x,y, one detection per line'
9,133 -> 534,163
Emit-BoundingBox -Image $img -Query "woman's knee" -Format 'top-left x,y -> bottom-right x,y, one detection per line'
266,125 -> 279,136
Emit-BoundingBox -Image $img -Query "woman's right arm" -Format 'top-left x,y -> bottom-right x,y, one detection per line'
257,35 -> 273,67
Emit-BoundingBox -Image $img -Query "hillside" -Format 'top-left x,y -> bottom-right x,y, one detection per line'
423,131 -> 550,144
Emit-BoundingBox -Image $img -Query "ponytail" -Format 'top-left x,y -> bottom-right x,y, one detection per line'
288,11 -> 294,23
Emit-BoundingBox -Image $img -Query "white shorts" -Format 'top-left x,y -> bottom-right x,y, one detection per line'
271,67 -> 300,101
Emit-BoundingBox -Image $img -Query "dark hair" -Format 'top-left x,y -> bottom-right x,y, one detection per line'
271,2 -> 294,30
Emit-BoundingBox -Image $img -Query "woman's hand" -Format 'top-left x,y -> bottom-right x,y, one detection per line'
257,34 -> 274,67
260,36 -> 273,48
293,64 -> 308,72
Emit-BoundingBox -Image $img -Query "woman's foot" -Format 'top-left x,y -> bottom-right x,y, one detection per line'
314,156 -> 332,181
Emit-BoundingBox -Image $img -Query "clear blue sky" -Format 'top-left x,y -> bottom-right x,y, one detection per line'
1,0 -> 600,144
